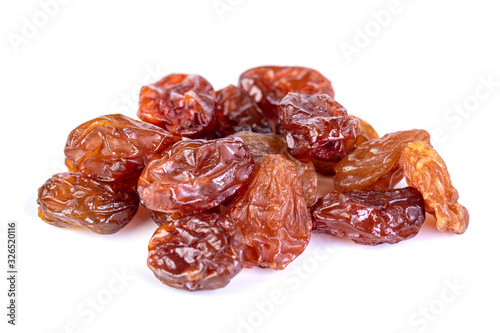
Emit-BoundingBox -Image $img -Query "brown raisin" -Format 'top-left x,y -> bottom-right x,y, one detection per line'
64,114 -> 174,183
147,213 -> 245,291
214,84 -> 272,137
311,187 -> 426,245
239,66 -> 334,128
279,93 -> 360,163
137,137 -> 254,215
138,74 -> 216,138
37,172 -> 139,234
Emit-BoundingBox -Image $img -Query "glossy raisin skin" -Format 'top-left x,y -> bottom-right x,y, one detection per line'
147,213 -> 245,291
214,85 -> 272,137
227,154 -> 312,270
230,131 -> 317,206
64,114 -> 174,183
400,141 -> 469,234
279,93 -> 360,163
239,66 -> 334,127
137,137 -> 254,215
149,207 -> 221,226
138,74 -> 216,138
333,129 -> 431,192
37,172 -> 139,234
311,187 -> 426,245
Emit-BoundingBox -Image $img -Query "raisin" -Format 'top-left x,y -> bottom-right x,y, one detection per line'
311,187 -> 426,245
333,129 -> 431,192
138,74 -> 216,138
137,137 -> 254,215
230,131 -> 318,206
400,141 -> 469,234
37,172 -> 139,234
214,84 -> 272,137
147,213 -> 245,291
239,66 -> 334,128
64,114 -> 174,183
227,154 -> 312,270
278,93 -> 360,163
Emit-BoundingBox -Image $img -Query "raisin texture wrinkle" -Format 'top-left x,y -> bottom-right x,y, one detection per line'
400,141 -> 469,234
149,207 -> 221,226
214,84 -> 272,137
333,129 -> 431,192
64,114 -> 174,183
279,93 -> 360,163
138,74 -> 216,138
147,213 -> 245,291
227,154 -> 312,270
37,172 -> 139,234
231,131 -> 318,206
137,137 -> 254,215
239,66 -> 334,127
311,187 -> 426,245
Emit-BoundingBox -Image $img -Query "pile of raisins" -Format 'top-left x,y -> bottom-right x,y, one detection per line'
37,66 -> 469,291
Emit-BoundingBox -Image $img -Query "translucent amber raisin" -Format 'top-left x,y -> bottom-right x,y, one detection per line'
333,129 -> 431,192
230,131 -> 318,206
227,154 -> 312,270
400,141 -> 469,234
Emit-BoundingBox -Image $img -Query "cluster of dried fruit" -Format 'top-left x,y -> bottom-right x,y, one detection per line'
37,66 -> 469,291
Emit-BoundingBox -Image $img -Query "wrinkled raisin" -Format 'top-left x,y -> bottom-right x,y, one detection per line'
37,172 -> 139,234
227,154 -> 312,270
214,84 -> 272,137
351,115 -> 379,145
279,93 -> 360,163
137,137 -> 254,215
147,213 -> 245,291
400,141 -> 469,234
64,114 -> 173,183
138,74 -> 216,138
230,131 -> 318,206
239,66 -> 334,127
333,129 -> 431,192
311,187 -> 426,245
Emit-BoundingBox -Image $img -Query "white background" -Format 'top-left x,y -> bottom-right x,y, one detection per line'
1,0 -> 499,332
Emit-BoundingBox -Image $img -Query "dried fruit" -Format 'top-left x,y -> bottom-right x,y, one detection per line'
37,172 -> 139,234
311,187 -> 426,245
239,66 -> 334,127
147,213 -> 245,291
137,137 -> 254,215
64,114 -> 174,183
230,131 -> 318,206
227,154 -> 312,269
400,141 -> 469,234
214,84 -> 272,137
279,93 -> 360,163
138,74 -> 216,138
333,129 -> 431,192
